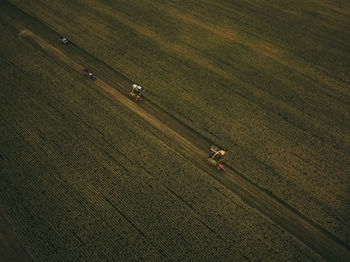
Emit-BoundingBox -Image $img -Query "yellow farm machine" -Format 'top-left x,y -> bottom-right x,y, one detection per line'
130,84 -> 144,103
208,145 -> 227,171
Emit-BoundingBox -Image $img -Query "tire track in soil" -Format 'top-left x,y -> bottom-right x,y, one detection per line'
5,7 -> 350,261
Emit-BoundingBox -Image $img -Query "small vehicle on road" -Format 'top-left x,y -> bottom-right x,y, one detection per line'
83,69 -> 96,80
208,145 -> 227,171
59,36 -> 69,44
129,84 -> 144,103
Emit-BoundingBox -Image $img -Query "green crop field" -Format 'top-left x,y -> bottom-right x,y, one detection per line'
1,0 -> 349,261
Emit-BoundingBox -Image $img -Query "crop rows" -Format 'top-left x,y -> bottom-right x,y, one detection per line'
8,0 -> 350,245
0,10 -> 325,260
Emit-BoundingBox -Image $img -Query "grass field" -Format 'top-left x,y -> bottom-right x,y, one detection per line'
1,0 -> 349,261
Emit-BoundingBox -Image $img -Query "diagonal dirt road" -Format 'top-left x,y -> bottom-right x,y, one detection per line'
2,2 -> 350,261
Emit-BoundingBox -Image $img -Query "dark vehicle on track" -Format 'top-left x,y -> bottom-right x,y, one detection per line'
83,69 -> 96,80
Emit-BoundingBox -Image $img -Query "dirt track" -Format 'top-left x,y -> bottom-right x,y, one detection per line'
2,2 -> 350,261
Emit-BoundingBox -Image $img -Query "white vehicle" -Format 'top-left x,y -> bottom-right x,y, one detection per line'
59,36 -> 69,44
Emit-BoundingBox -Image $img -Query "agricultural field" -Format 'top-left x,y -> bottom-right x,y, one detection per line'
1,0 -> 349,261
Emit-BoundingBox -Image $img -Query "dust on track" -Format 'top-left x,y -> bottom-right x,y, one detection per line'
3,2 -> 350,260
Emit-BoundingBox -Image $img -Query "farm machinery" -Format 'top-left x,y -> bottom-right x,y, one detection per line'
83,69 -> 96,80
208,145 -> 227,171
59,36 -> 69,44
129,84 -> 144,103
